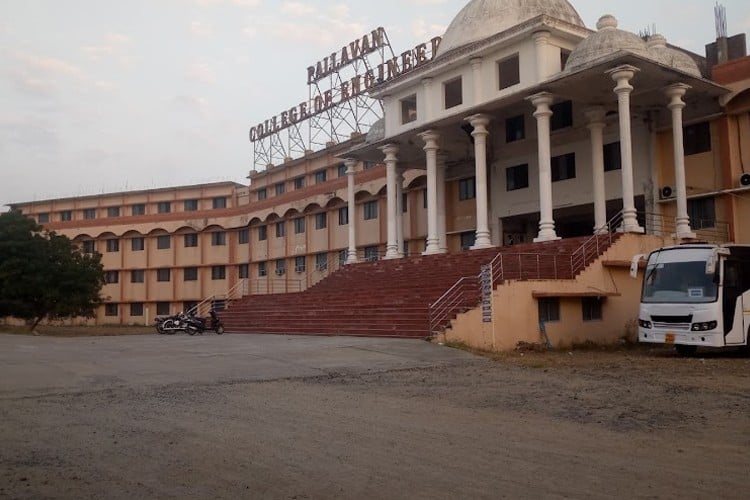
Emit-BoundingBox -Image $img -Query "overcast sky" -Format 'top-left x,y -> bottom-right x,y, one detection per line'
1,0 -> 749,207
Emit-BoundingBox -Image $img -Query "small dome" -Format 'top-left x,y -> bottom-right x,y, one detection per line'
437,0 -> 585,57
646,34 -> 702,77
565,15 -> 650,72
365,118 -> 385,144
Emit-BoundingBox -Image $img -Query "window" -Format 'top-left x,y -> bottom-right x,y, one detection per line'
498,54 -> 520,90
337,163 -> 347,177
105,271 -> 119,284
156,302 -> 170,316
184,233 -> 198,248
211,231 -> 226,246
157,201 -> 171,214
275,182 -> 285,196
338,206 -> 349,226
238,264 -> 249,279
211,266 -> 226,280
506,114 -> 525,143
276,221 -> 286,237
364,246 -> 379,261
131,237 -> 145,251
183,301 -> 198,314
106,239 -> 120,252
582,297 -> 603,321
444,77 -> 463,109
184,199 -> 199,211
60,210 -> 72,222
38,213 -> 49,223
257,188 -> 267,201
315,253 -> 328,271
294,256 -> 306,273
538,298 -> 560,322
460,231 -> 475,250
506,164 -> 529,191
363,161 -> 377,170
314,170 -> 327,184
83,208 -> 96,220
156,268 -> 171,282
315,213 -> 327,230
684,122 -> 711,155
293,217 -> 306,234
603,142 -> 621,172
82,240 -> 95,254
184,267 -> 198,281
132,203 -> 146,216
238,228 -> 249,244
130,303 -> 144,317
551,153 -> 576,182
131,270 -> 145,283
338,249 -> 348,266
294,177 -> 305,189
560,49 -> 571,70
275,259 -> 286,276
364,200 -> 378,220
258,261 -> 267,277
458,177 -> 476,201
212,197 -> 227,209
400,94 -> 417,124
688,197 -> 716,229
156,235 -> 171,249
550,101 -> 573,131
107,206 -> 120,218
258,225 -> 267,241
105,303 -> 118,316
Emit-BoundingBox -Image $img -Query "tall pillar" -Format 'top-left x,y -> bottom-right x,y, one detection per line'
607,65 -> 644,233
532,30 -> 551,81
585,106 -> 608,234
380,144 -> 400,259
345,158 -> 358,264
420,130 -> 441,255
528,92 -> 560,242
396,167 -> 405,256
437,152 -> 448,253
466,114 -> 493,249
470,57 -> 483,104
665,83 -> 696,239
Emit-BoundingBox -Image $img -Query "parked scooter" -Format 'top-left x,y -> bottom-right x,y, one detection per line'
155,310 -> 224,335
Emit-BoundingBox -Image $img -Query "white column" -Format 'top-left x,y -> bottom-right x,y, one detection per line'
528,92 -> 560,242
345,158 -> 358,264
420,130 -> 441,255
665,83 -> 696,239
470,57 -> 483,104
585,106 -> 608,235
467,114 -> 493,249
396,167 -> 405,256
532,30 -> 551,81
607,65 -> 644,233
421,78 -> 433,122
437,152 -> 448,253
380,144 -> 400,259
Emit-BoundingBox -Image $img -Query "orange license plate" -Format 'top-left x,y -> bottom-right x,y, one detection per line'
665,333 -> 675,344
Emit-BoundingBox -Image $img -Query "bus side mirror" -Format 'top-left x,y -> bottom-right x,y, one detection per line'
706,247 -> 730,275
630,254 -> 645,278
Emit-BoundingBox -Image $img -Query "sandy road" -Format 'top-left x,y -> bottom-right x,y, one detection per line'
0,333 -> 748,499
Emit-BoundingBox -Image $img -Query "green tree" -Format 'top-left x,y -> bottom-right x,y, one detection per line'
0,211 -> 105,330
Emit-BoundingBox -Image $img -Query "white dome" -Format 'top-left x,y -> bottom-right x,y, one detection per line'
646,34 -> 702,78
565,15 -> 650,72
437,0 -> 585,57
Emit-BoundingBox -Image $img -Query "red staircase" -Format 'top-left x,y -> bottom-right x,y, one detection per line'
219,235 -> 617,338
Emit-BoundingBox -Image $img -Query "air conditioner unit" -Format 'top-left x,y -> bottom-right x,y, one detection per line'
659,186 -> 674,200
739,173 -> 750,187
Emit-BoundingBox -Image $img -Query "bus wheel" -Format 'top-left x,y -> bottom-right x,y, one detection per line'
675,344 -> 698,357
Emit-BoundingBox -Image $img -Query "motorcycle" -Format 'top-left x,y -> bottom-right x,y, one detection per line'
155,311 -> 224,335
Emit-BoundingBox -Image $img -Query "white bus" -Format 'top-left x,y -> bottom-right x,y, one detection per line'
631,244 -> 750,355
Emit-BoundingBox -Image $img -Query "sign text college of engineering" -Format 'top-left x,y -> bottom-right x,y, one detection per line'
249,28 -> 442,143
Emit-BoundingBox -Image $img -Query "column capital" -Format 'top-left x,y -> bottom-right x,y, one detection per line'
421,77 -> 432,86
607,64 -> 640,90
584,106 -> 607,128
665,82 -> 691,109
469,56 -> 483,67
528,92 -> 554,118
532,30 -> 551,43
343,158 -> 358,175
379,143 -> 399,161
419,129 -> 440,150
466,113 -> 491,135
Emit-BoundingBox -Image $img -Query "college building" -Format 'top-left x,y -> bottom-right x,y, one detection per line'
7,0 -> 750,349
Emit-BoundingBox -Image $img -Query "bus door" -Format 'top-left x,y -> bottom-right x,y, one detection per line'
722,259 -> 747,345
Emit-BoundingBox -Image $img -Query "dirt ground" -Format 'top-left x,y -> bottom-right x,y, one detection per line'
1,337 -> 749,499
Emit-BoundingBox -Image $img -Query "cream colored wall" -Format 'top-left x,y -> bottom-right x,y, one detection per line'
443,234 -> 678,350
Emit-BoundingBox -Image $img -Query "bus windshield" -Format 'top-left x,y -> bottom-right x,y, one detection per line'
642,248 -> 719,304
